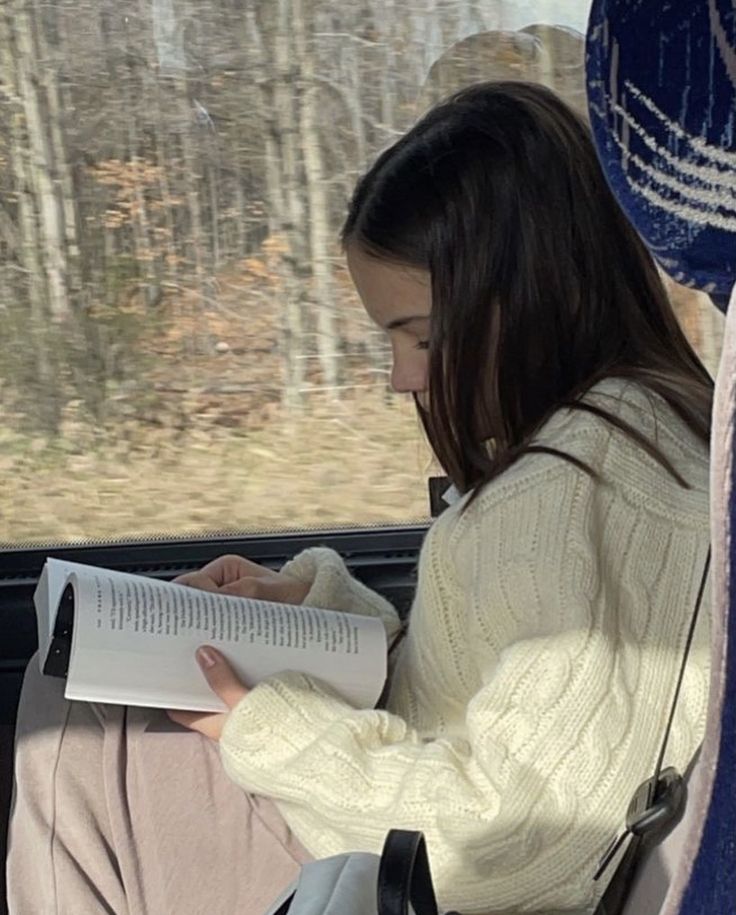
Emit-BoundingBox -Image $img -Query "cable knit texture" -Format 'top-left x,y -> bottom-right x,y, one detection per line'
219,379 -> 710,915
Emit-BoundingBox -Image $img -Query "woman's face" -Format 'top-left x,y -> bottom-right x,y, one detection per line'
346,244 -> 431,404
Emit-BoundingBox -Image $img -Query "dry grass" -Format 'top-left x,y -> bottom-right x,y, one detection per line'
0,285 -> 725,547
0,390 -> 434,546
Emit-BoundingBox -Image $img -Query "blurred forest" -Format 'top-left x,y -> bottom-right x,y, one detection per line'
0,0 -> 724,543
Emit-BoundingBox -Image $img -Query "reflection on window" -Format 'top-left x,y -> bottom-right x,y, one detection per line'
0,1 -> 719,545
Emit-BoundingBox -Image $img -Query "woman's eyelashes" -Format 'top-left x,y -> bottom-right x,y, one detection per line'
415,340 -> 430,350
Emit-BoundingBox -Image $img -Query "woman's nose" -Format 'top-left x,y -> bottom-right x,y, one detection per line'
390,359 -> 428,395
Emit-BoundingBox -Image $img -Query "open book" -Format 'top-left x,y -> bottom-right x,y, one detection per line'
35,559 -> 387,712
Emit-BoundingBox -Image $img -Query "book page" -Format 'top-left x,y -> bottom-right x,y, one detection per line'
45,559 -> 386,711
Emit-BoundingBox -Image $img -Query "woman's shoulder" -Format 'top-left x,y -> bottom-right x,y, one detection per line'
447,376 -> 709,537
580,376 -> 708,448
541,376 -> 707,460
535,376 -> 708,472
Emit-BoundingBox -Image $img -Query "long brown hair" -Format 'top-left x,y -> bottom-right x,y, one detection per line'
342,81 -> 713,495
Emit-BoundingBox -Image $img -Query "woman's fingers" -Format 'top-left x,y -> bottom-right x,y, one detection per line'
197,554 -> 273,587
172,570 -> 220,591
173,555 -> 310,606
218,574 -> 310,605
195,646 -> 248,709
173,555 -> 278,593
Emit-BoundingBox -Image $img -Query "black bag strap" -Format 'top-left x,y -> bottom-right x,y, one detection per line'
593,547 -> 711,913
377,829 -> 445,915
269,896 -> 293,915
270,830 -> 445,915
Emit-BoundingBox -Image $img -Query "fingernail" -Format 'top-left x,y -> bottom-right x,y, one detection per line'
196,646 -> 217,669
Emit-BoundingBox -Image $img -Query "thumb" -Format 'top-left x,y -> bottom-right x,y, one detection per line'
195,646 -> 248,708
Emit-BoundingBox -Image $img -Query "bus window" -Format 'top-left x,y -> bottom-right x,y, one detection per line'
0,0 -> 720,547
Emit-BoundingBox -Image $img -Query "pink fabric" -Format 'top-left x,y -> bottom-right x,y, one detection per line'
6,658 -> 312,915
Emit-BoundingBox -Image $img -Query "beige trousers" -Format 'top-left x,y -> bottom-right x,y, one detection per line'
5,658 -> 312,915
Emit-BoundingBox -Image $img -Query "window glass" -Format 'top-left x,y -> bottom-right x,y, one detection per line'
0,1 -> 720,545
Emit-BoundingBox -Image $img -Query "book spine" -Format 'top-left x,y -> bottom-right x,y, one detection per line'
42,583 -> 75,678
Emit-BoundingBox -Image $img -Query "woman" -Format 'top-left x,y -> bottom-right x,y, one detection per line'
8,82 -> 712,914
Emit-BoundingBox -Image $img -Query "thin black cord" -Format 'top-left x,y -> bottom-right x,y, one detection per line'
652,548 -> 712,790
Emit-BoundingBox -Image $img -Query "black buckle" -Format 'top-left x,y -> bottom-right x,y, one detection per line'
428,476 -> 451,517
594,767 -> 686,881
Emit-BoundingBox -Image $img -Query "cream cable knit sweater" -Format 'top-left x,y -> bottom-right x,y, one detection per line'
220,379 -> 710,915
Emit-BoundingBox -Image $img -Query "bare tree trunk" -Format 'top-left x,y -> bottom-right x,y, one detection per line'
124,5 -> 165,308
208,162 -> 221,268
346,51 -> 367,170
380,1 -> 397,132
11,0 -> 71,321
275,8 -> 307,410
0,10 -> 41,312
175,79 -> 209,306
293,0 -> 340,397
0,3 -> 62,429
233,163 -> 248,258
38,0 -> 82,301
250,2 -> 306,411
153,77 -> 181,284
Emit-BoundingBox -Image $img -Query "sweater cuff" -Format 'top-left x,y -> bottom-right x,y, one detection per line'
219,671 -> 358,794
281,547 -> 402,642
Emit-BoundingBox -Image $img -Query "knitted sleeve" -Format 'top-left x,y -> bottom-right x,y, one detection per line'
219,457 -> 687,914
280,546 -> 402,643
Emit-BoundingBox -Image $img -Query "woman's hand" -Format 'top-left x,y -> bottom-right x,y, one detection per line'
167,646 -> 247,741
168,556 -> 309,739
174,553 -> 310,605
166,555 -> 310,740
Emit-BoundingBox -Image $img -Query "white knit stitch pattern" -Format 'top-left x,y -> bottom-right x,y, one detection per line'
220,379 -> 710,915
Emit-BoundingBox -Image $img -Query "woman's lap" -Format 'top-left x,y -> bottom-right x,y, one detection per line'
6,657 -> 311,915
